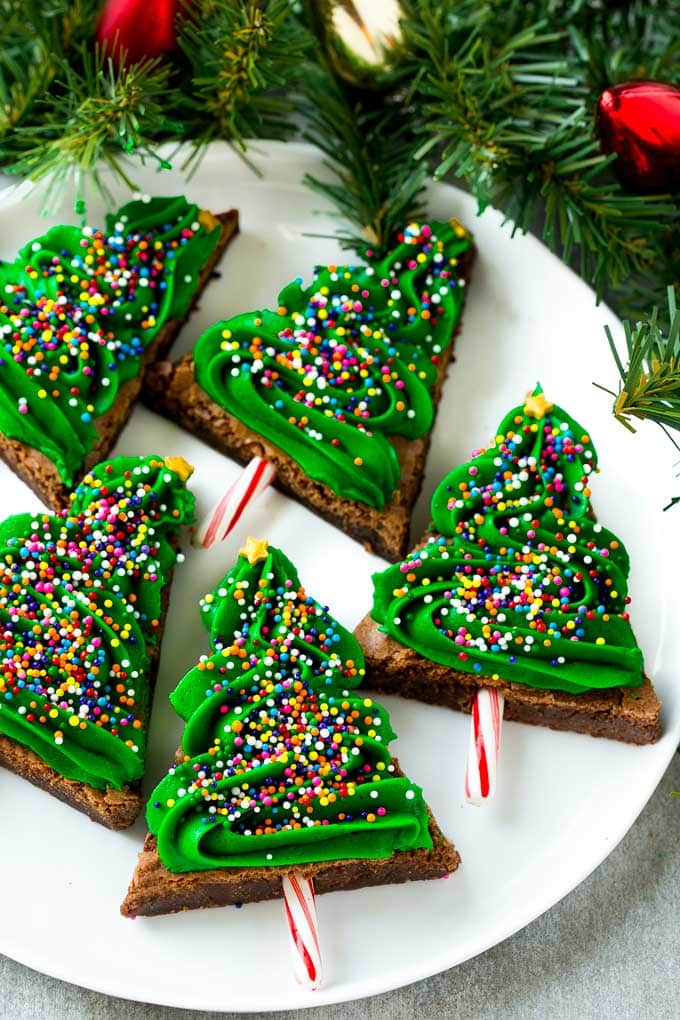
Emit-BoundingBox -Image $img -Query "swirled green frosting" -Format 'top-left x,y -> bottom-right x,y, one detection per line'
193,220 -> 472,508
371,387 -> 644,694
0,454 -> 195,789
148,539 -> 432,872
0,196 -> 222,485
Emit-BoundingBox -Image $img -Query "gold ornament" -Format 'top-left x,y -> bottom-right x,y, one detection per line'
164,456 -> 194,481
239,536 -> 270,565
315,0 -> 405,88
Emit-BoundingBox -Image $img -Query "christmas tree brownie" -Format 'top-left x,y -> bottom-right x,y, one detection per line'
355,388 -> 661,744
0,453 -> 195,828
122,538 -> 458,917
0,195 -> 238,508
143,220 -> 474,561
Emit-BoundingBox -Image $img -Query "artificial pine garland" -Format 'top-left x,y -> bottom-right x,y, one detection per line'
0,0 -> 679,459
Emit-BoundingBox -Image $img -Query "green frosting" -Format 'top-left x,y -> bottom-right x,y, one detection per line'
371,388 -> 645,695
0,196 -> 222,485
0,454 -> 195,789
148,541 -> 433,872
193,220 -> 472,508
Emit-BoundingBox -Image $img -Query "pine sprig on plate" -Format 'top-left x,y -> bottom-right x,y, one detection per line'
596,288 -> 680,436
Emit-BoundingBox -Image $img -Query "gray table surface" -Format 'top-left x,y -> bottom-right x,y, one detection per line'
2,752 -> 678,1020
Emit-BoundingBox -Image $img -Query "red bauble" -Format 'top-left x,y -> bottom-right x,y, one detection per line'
95,0 -> 184,66
596,80 -> 680,193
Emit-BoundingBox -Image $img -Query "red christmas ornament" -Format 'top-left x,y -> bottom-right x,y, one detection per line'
95,0 -> 184,66
596,80 -> 680,193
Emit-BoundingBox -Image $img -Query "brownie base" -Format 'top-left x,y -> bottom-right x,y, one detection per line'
354,614 -> 661,745
0,734 -> 145,829
142,248 -> 475,563
0,545 -> 179,829
121,771 -> 458,917
0,209 -> 240,510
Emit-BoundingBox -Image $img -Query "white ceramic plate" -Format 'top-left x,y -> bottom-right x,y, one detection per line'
0,143 -> 677,1012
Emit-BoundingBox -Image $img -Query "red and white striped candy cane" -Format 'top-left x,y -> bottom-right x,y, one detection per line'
464,688 -> 504,805
194,456 -> 276,548
282,872 -> 322,991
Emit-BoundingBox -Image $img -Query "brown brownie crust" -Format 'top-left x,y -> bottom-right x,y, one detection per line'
142,248 -> 475,563
121,762 -> 459,917
0,209 -> 240,510
355,614 -> 661,745
0,547 -> 178,829
0,733 -> 145,829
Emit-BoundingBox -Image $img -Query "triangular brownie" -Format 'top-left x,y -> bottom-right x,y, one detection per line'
143,220 -> 474,561
122,538 -> 457,917
356,388 -> 661,744
0,196 -> 238,508
0,453 -> 195,827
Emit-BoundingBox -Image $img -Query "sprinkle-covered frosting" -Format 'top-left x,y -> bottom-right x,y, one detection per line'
193,220 -> 472,508
148,538 -> 431,872
0,196 -> 222,485
0,455 -> 195,789
371,387 -> 644,694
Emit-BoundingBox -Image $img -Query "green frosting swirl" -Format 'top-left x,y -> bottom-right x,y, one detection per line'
371,388 -> 644,694
148,541 -> 432,872
193,220 -> 472,508
0,196 -> 222,485
0,454 -> 195,789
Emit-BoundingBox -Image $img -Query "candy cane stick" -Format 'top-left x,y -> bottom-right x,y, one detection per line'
194,456 -> 276,548
464,688 -> 504,805
282,872 -> 322,990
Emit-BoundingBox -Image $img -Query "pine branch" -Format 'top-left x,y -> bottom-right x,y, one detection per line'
0,0 -> 312,198
0,6 -> 59,146
0,0 -> 102,142
0,39 -> 54,146
595,287 -> 680,435
179,0 -> 311,160
8,49 -> 178,207
404,5 -> 581,204
400,0 -> 680,308
494,134 -> 677,298
300,61 -> 427,254
0,0 -> 676,330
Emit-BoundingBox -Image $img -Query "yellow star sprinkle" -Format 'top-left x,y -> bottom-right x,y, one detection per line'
198,209 -> 220,232
164,456 -> 194,481
449,217 -> 469,238
239,536 -> 270,565
524,391 -> 553,420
